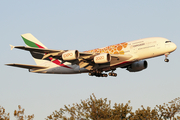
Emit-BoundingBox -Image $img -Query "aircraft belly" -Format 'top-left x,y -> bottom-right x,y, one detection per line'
74,66 -> 89,73
46,65 -> 89,74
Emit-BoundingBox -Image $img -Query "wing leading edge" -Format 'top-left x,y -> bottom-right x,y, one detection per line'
6,63 -> 48,70
10,45 -> 62,53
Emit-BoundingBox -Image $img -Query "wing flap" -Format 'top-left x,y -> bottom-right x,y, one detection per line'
5,63 -> 48,70
79,62 -> 89,68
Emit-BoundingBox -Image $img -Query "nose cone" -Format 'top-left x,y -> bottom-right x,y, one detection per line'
171,43 -> 177,51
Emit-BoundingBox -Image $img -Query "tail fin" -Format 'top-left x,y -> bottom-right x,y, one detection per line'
21,33 -> 53,66
21,33 -> 47,49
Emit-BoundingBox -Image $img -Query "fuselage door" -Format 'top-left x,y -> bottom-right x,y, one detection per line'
156,42 -> 161,49
133,45 -> 138,54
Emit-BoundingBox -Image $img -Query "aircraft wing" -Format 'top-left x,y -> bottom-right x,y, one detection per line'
41,50 -> 133,70
5,63 -> 48,70
79,52 -> 132,61
10,45 -> 63,53
77,52 -> 133,70
10,45 -> 133,70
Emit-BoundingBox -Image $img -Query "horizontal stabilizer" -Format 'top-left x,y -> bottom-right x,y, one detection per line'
11,46 -> 62,53
5,63 -> 48,70
10,45 -> 15,50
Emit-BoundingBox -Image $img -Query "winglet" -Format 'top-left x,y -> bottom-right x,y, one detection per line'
10,45 -> 15,50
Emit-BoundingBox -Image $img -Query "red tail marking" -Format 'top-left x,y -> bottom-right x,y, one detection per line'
35,43 -> 72,69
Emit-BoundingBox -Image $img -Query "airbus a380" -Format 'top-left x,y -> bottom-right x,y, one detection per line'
6,33 -> 177,77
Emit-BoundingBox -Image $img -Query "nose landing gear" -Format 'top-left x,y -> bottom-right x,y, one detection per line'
164,53 -> 170,62
164,59 -> 169,62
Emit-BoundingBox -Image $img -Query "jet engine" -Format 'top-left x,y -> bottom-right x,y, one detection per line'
94,53 -> 111,64
62,50 -> 79,61
127,60 -> 148,72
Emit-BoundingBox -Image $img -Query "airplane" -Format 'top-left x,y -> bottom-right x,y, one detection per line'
6,33 -> 177,77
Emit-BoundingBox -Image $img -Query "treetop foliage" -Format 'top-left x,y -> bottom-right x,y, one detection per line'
14,105 -> 34,120
0,105 -> 34,120
1,95 -> 180,120
0,106 -> 10,120
46,94 -> 180,120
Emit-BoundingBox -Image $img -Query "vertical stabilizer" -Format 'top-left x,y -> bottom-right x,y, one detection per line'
21,33 -> 47,49
21,33 -> 54,66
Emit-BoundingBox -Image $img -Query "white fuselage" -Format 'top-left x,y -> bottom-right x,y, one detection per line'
33,37 -> 177,74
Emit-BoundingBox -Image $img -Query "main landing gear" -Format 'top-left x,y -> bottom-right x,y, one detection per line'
88,70 -> 117,77
164,53 -> 170,62
88,72 -> 108,77
108,72 -> 117,77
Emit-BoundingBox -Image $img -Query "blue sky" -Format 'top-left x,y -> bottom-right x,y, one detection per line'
1,1 -> 180,119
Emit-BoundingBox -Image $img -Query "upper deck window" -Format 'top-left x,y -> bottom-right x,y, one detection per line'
165,41 -> 171,43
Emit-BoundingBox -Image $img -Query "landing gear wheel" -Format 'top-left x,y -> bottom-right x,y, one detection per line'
112,73 -> 117,77
88,72 -> 94,76
96,75 -> 100,77
108,72 -> 117,77
164,53 -> 170,63
164,59 -> 169,62
109,73 -> 112,76
102,74 -> 108,77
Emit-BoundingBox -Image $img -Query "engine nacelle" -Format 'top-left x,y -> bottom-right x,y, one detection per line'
127,60 -> 148,72
94,53 -> 111,64
62,50 -> 79,61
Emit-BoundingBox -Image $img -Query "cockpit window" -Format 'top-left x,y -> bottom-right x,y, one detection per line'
165,41 -> 171,43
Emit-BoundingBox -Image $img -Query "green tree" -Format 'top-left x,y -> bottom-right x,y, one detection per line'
1,95 -> 180,120
133,106 -> 159,120
14,105 -> 34,120
46,94 -> 180,120
0,106 -> 10,120
155,97 -> 180,120
46,93 -> 133,120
